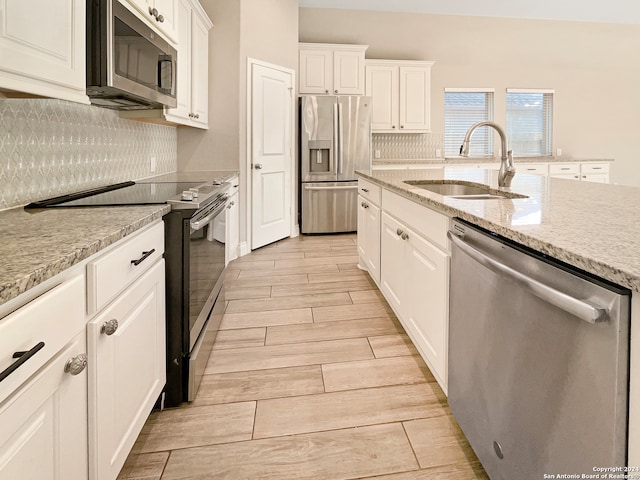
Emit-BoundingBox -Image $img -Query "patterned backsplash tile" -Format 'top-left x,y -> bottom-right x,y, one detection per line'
372,132 -> 444,160
0,99 -> 177,211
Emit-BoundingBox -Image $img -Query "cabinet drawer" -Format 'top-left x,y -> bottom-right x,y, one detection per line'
549,163 -> 579,175
358,178 -> 382,205
581,163 -> 610,174
519,163 -> 548,175
87,221 -> 164,314
0,275 -> 85,404
382,189 -> 450,252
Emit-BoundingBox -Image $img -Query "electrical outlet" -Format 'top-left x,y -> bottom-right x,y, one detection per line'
374,149 -> 381,159
556,148 -> 562,157
435,149 -> 442,158
150,156 -> 157,173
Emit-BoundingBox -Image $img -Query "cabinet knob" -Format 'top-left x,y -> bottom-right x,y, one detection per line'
401,232 -> 409,240
361,202 -> 369,209
195,114 -> 199,119
396,228 -> 404,236
101,319 -> 119,336
64,354 -> 87,376
254,163 -> 263,170
227,201 -> 235,209
400,125 -> 404,129
335,90 -> 338,94
325,89 -> 329,94
392,125 -> 396,129
149,7 -> 158,19
361,188 -> 369,193
157,14 -> 164,23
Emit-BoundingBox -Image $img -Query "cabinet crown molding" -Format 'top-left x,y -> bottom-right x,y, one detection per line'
298,42 -> 368,52
366,59 -> 435,67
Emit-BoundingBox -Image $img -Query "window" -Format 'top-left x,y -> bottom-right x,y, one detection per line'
506,89 -> 554,156
444,89 -> 494,157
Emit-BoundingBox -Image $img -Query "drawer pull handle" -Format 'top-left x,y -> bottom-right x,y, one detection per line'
361,202 -> 369,209
64,354 -> 88,376
101,319 -> 119,336
361,188 -> 369,193
592,167 -> 602,170
131,249 -> 156,266
0,342 -> 45,383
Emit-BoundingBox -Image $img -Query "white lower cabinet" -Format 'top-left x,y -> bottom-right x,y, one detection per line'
379,197 -> 450,391
87,260 -> 166,480
0,332 -> 88,480
357,196 -> 381,285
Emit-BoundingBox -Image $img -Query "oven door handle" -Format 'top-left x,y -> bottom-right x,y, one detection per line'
190,200 -> 227,231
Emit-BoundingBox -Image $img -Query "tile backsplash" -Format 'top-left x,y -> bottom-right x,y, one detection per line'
372,132 -> 444,160
0,99 -> 177,211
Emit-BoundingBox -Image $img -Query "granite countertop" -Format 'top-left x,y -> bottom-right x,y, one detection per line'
357,167 -> 640,291
0,170 -> 241,308
0,204 -> 170,308
373,157 -> 614,166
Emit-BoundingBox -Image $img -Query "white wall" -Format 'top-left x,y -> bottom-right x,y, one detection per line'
178,0 -> 298,251
299,8 -> 640,186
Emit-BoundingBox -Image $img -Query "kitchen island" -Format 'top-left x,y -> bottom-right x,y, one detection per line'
356,166 -> 640,465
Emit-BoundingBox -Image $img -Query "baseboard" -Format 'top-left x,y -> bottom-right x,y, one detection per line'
291,224 -> 300,238
238,241 -> 250,257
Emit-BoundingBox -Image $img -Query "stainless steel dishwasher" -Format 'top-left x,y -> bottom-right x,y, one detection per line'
447,218 -> 630,479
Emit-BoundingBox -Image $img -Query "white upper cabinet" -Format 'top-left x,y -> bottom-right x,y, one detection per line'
299,43 -> 368,95
120,0 -> 178,43
161,0 -> 212,128
0,0 -> 89,104
365,60 -> 434,133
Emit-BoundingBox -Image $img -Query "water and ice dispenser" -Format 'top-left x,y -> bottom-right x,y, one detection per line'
307,140 -> 332,173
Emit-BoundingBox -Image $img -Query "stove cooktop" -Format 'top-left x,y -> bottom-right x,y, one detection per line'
25,181 -> 220,209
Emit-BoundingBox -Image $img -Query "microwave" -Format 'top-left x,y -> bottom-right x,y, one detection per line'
86,0 -> 177,110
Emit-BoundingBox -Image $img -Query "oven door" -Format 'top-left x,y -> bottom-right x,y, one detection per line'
187,202 -> 226,400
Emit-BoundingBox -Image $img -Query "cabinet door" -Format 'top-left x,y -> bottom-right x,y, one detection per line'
88,261 -> 166,480
0,333 -> 88,480
581,173 -> 609,183
406,229 -> 449,389
357,197 -> 381,285
333,50 -> 364,95
190,9 -> 209,128
299,49 -> 333,94
0,0 -> 88,104
153,0 -> 178,42
225,192 -> 239,265
399,66 -> 430,132
366,65 -> 399,131
380,212 -> 408,320
166,0 -> 192,121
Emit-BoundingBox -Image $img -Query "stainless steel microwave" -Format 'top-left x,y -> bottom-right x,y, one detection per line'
86,0 -> 177,110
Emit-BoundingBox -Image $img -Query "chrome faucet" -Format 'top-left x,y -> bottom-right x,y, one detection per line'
459,121 -> 516,188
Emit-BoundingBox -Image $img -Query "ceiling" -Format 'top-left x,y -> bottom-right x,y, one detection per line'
298,0 -> 640,25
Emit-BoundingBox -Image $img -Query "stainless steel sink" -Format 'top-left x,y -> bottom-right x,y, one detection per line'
404,181 -> 528,200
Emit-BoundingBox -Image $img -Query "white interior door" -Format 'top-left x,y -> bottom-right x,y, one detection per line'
251,63 -> 293,249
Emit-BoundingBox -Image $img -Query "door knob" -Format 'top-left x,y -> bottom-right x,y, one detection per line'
254,164 -> 263,170
64,354 -> 88,375
100,319 -> 119,336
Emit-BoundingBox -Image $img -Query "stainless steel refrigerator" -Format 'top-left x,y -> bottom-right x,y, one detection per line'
299,95 -> 372,233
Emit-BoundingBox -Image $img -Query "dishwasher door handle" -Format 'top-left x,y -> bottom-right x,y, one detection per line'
447,231 -> 608,324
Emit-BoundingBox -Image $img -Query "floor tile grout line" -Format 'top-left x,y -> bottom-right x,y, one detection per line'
401,419 -> 424,470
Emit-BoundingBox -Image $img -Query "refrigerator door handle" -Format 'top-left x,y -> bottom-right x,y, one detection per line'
303,184 -> 358,191
338,102 -> 344,175
333,103 -> 339,175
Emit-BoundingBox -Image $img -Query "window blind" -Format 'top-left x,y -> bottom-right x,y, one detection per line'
506,90 -> 553,156
444,90 -> 494,157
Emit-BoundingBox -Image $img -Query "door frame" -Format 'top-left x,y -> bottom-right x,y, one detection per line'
243,57 -> 297,256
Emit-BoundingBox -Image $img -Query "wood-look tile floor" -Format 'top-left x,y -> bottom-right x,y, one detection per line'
118,234 -> 489,480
